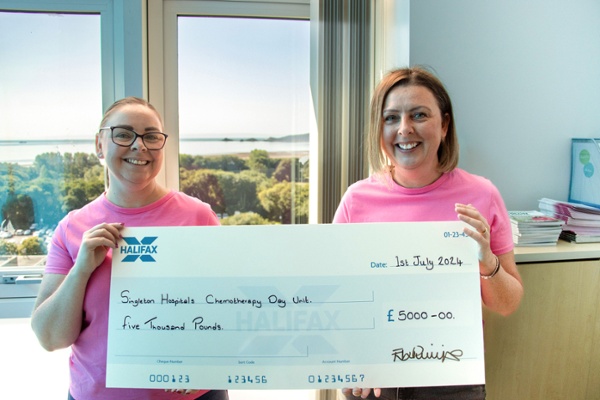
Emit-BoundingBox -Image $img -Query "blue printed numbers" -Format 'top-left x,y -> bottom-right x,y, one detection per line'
443,231 -> 468,238
307,374 -> 365,384
148,374 -> 190,383
227,375 -> 267,385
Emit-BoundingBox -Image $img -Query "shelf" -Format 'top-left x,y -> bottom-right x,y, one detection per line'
514,239 -> 600,263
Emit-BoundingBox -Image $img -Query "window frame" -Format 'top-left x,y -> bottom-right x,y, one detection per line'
147,0 -> 310,192
0,0 -> 145,111
0,0 -> 141,277
0,0 -> 138,319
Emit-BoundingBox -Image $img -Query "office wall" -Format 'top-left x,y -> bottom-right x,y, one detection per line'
401,0 -> 600,210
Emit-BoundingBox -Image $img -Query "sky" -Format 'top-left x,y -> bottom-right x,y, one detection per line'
0,11 -> 310,141
0,12 -> 102,141
178,17 -> 310,138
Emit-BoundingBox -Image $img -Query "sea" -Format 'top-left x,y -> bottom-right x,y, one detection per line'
0,138 -> 310,165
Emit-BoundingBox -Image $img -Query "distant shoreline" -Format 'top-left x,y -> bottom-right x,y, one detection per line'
0,141 -> 310,165
229,150 -> 309,160
0,133 -> 309,146
0,137 -> 309,164
0,139 -> 95,145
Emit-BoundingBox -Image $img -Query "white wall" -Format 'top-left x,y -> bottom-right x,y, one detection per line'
401,0 -> 600,210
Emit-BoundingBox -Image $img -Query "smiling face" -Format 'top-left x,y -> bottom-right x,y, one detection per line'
381,84 -> 449,187
96,103 -> 165,194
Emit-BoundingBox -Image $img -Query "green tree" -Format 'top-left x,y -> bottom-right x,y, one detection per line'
33,152 -> 64,180
62,181 -> 89,212
2,193 -> 34,229
247,149 -> 277,176
0,164 -> 29,228
179,154 -> 196,170
1,152 -> 105,231
292,182 -> 309,223
26,178 -> 64,228
180,169 -> 226,214
0,240 -> 18,255
258,181 -> 309,224
18,236 -> 46,256
62,171 -> 104,213
215,170 -> 268,217
300,158 -> 310,181
220,212 -> 272,225
83,164 -> 105,182
180,154 -> 247,172
273,159 -> 292,182
0,164 -> 33,201
273,158 -> 306,182
64,152 -> 101,179
206,155 -> 247,172
259,181 -> 291,223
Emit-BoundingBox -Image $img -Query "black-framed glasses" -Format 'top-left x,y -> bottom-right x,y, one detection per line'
99,126 -> 168,150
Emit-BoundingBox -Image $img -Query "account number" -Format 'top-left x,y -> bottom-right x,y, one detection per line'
308,374 -> 365,384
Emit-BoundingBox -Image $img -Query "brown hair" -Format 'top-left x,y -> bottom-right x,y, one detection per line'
99,97 -> 163,130
367,66 -> 459,175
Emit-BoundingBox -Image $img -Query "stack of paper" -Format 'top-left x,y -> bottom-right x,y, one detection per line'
538,198 -> 600,243
508,210 -> 564,246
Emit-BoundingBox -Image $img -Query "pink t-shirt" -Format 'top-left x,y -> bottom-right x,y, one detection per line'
45,191 -> 219,400
333,169 -> 513,256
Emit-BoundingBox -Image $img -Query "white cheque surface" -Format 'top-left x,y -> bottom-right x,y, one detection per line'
107,222 -> 484,390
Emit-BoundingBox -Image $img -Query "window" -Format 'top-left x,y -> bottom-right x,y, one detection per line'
149,0 -> 311,226
0,0 -> 145,269
0,10 -> 101,265
177,16 -> 310,224
149,1 -> 317,398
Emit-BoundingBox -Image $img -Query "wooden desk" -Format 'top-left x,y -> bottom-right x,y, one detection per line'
483,240 -> 600,400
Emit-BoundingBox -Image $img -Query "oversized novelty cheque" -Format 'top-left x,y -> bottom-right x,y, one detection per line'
106,222 -> 485,390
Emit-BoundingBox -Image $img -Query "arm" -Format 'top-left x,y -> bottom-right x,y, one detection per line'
31,271 -> 89,351
455,203 -> 523,316
479,250 -> 523,316
31,222 -> 123,351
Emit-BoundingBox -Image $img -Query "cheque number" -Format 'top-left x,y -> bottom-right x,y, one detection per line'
149,374 -> 190,383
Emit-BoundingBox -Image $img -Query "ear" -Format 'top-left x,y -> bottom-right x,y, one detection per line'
441,113 -> 450,138
95,132 -> 105,159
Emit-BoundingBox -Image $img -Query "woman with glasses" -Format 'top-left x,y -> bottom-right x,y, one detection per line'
335,67 -> 523,400
31,97 -> 227,400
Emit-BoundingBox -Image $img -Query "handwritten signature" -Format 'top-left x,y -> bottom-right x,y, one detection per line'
391,345 -> 463,363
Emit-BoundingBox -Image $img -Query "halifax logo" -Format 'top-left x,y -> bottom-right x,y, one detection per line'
120,236 -> 158,262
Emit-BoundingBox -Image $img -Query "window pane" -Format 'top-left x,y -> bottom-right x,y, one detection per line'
178,16 -> 310,225
0,11 -> 102,264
